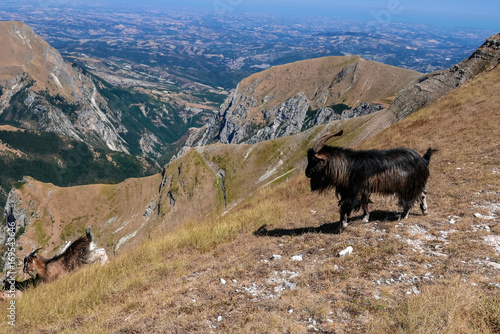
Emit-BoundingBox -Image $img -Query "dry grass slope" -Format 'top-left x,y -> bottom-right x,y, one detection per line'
2,66 -> 499,333
239,56 -> 420,109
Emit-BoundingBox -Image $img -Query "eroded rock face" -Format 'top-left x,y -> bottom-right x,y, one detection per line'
247,93 -> 310,144
389,33 -> 500,121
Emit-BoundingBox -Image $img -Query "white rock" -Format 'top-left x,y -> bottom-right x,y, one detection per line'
220,278 -> 226,285
486,261 -> 500,270
412,286 -> 421,295
338,246 -> 353,257
291,254 -> 303,261
217,316 -> 222,322
271,254 -> 282,260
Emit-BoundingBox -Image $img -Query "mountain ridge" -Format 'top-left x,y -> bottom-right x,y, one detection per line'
388,33 -> 500,121
177,55 -> 421,155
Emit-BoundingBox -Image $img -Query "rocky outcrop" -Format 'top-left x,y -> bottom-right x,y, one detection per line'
247,93 -> 310,144
389,33 -> 500,121
1,188 -> 28,270
139,130 -> 161,157
202,79 -> 261,145
341,102 -> 384,119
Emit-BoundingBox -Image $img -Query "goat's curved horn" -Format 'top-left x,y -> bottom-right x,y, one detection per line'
28,247 -> 43,257
313,130 -> 343,153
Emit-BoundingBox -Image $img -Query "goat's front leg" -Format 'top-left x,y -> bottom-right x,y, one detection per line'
400,203 -> 412,220
339,201 -> 352,229
361,193 -> 370,223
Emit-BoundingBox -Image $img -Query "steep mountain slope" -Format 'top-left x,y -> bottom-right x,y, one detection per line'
182,55 -> 421,148
0,21 -> 128,152
0,21 -> 215,160
3,49 -> 499,334
0,123 -> 158,212
181,33 -> 500,156
0,21 -> 220,207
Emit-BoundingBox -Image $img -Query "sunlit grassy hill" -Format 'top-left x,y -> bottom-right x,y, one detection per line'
2,63 -> 500,333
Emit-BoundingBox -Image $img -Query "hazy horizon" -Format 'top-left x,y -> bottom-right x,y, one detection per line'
114,0 -> 499,31
0,0 -> 498,31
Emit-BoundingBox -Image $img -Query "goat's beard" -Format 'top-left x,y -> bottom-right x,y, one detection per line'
25,269 -> 37,278
309,173 -> 332,192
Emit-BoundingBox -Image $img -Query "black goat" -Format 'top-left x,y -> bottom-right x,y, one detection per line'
305,130 -> 436,228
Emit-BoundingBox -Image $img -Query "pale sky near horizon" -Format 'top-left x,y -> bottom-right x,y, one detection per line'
126,0 -> 500,31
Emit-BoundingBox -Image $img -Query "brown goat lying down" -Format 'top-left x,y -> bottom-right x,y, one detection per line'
23,227 -> 108,283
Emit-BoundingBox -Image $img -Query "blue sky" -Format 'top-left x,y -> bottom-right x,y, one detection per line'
140,0 -> 500,30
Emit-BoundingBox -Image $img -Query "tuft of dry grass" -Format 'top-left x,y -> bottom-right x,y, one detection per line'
368,277 -> 500,334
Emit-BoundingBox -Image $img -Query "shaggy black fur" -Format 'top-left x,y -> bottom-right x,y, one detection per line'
306,141 -> 436,227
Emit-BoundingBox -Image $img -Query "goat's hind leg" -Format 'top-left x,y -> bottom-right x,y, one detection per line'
420,189 -> 428,215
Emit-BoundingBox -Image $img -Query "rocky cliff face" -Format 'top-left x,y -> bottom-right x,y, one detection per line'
0,22 -> 129,153
179,56 -> 420,152
388,33 -> 500,121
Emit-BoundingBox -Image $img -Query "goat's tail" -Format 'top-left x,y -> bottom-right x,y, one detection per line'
422,148 -> 438,165
86,227 -> 94,242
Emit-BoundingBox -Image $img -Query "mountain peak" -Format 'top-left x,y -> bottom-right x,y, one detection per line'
180,55 -> 421,151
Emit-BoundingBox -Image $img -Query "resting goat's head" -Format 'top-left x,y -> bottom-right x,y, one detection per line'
23,248 -> 43,277
305,130 -> 344,191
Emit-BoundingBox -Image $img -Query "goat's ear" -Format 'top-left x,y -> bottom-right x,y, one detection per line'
314,153 -> 328,162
